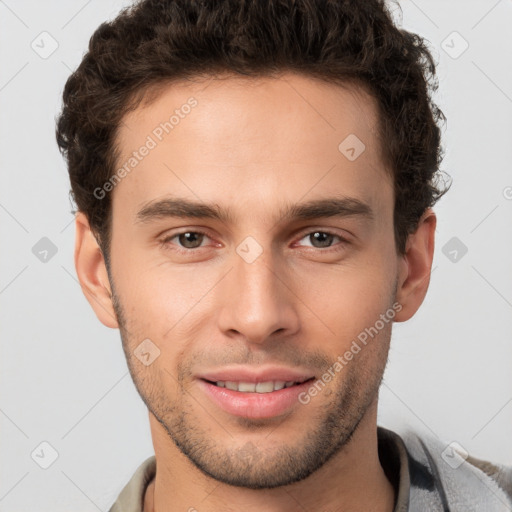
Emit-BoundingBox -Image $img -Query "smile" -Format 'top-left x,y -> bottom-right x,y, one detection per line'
208,379 -> 312,393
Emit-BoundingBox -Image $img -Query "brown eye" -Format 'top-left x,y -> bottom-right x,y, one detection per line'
297,231 -> 346,250
176,232 -> 205,249
161,231 -> 210,251
309,232 -> 335,248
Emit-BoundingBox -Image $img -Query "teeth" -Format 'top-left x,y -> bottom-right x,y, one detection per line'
273,381 -> 286,391
238,382 -> 256,392
214,380 -> 299,393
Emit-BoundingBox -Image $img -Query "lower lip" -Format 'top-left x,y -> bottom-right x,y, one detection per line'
197,379 -> 314,419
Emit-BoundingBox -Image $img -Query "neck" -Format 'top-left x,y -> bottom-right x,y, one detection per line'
143,401 -> 395,512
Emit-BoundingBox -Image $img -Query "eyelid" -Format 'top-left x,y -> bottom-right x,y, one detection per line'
293,223 -> 352,239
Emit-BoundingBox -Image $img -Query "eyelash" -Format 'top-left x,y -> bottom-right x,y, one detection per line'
159,229 -> 349,254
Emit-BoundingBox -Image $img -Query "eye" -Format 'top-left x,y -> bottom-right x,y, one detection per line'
160,230 -> 212,252
159,229 -> 349,254
295,230 -> 348,250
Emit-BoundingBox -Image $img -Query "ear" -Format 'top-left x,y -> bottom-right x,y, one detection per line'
394,208 -> 436,322
74,212 -> 119,329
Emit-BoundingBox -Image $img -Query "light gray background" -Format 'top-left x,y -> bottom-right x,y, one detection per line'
1,0 -> 511,510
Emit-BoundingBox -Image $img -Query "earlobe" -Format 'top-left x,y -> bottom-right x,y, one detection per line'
394,208 -> 436,322
74,212 -> 119,329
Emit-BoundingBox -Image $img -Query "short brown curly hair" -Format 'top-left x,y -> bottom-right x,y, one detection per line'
56,0 -> 448,264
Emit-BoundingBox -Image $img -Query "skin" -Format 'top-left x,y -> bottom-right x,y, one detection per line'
74,72 -> 436,512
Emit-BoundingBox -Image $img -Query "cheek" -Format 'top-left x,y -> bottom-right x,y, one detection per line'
116,259 -> 214,343
302,259 -> 396,330
296,259 -> 395,367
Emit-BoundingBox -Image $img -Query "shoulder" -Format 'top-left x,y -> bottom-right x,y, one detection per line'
399,427 -> 512,511
109,456 -> 156,512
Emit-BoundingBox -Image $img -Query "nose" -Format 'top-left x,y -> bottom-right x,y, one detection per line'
216,241 -> 300,345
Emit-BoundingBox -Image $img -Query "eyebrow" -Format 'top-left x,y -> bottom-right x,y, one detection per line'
135,196 -> 374,225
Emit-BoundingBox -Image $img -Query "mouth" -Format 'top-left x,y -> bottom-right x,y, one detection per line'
202,378 -> 315,393
197,377 -> 317,419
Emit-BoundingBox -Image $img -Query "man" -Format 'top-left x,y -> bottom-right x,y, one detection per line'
56,0 -> 512,510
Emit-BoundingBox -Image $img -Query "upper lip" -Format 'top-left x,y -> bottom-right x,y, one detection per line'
197,366 -> 316,384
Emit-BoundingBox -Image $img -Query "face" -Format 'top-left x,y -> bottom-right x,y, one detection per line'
102,73 -> 403,488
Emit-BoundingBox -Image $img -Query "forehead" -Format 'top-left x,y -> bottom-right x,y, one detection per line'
112,72 -> 392,221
